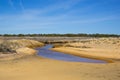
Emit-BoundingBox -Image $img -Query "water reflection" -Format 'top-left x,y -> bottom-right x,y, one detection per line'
36,45 -> 106,63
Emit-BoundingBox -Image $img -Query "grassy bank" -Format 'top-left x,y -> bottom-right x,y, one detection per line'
52,38 -> 120,62
0,39 -> 44,60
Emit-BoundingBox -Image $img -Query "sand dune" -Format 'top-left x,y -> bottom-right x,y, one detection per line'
0,39 -> 44,60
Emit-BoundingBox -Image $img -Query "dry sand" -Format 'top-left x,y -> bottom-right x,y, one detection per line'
0,56 -> 120,80
52,38 -> 120,62
0,38 -> 120,80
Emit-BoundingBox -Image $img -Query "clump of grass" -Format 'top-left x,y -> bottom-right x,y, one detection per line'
53,43 -> 91,48
112,42 -> 117,44
8,39 -> 44,48
80,46 -> 91,48
0,39 -> 44,54
52,44 -> 64,48
65,44 -> 91,48
80,40 -> 90,43
0,41 -> 21,53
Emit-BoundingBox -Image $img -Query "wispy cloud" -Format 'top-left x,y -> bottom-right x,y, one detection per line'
8,0 -> 25,10
8,0 -> 15,9
1,0 -> 119,29
19,0 -> 25,11
0,12 -> 117,27
24,0 -> 81,16
0,0 -> 119,34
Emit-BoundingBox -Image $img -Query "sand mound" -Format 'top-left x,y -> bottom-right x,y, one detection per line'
0,39 -> 44,60
16,47 -> 37,55
0,39 -> 44,53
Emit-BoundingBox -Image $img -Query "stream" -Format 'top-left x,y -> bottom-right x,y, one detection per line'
36,45 -> 106,63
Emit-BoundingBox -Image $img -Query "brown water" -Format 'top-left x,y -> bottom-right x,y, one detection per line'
37,45 -> 106,63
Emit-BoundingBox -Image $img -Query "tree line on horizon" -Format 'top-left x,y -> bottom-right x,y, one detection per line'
0,33 -> 120,37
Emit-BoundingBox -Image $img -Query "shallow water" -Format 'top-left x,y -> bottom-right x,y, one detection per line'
37,45 -> 106,63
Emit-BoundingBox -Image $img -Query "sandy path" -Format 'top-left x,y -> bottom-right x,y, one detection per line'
0,56 -> 120,80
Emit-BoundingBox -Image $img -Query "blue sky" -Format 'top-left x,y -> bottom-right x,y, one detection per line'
0,0 -> 120,34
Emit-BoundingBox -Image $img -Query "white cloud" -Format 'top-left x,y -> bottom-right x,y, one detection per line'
1,0 -> 119,29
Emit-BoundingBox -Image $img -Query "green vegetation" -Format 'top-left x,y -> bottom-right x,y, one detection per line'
0,33 -> 120,37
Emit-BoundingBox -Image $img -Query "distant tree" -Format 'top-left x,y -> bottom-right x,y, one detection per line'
0,33 -> 120,37
18,34 -> 25,37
